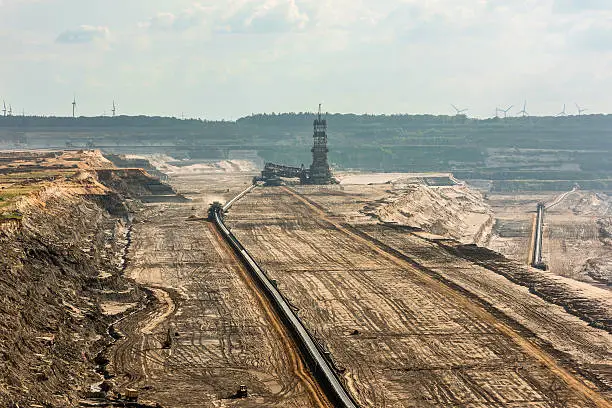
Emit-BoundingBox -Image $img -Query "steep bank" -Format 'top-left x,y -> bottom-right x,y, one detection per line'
0,154 -> 171,407
0,189 -> 141,406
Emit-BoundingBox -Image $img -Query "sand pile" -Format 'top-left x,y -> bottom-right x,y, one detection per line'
143,155 -> 259,175
373,183 -> 493,244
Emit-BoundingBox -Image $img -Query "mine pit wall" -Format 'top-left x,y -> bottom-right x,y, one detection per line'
95,168 -> 175,198
0,184 -> 145,406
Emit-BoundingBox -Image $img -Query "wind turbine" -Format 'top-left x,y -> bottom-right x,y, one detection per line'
112,100 -> 116,117
575,103 -> 587,117
451,104 -> 468,116
556,104 -> 567,117
500,105 -> 513,119
518,100 -> 528,117
72,96 -> 77,118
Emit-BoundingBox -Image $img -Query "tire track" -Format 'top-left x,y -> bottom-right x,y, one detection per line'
282,186 -> 611,408
208,222 -> 332,408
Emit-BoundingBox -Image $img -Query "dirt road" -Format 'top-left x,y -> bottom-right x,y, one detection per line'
226,186 -> 611,408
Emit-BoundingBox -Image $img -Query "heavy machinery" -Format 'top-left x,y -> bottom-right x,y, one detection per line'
208,201 -> 224,221
254,162 -> 308,186
531,202 -> 548,270
124,388 -> 139,402
236,385 -> 248,398
256,106 -> 337,186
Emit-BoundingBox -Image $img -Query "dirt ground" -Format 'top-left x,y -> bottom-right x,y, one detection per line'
107,169 -> 328,407
225,185 -> 611,408
3,151 -> 609,407
0,150 -> 158,407
305,173 -> 491,244
332,172 -> 612,288
485,189 -> 612,285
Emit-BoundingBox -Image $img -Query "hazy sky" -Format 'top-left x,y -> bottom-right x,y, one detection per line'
0,0 -> 610,119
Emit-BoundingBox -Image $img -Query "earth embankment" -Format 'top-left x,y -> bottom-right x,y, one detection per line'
0,179 -> 144,406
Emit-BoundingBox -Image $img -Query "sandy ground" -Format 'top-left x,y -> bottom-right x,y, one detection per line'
291,179 -> 492,245
335,172 -> 453,185
226,185 -> 611,408
143,155 -> 259,176
107,170 -> 327,407
303,173 -> 612,288
102,160 -> 610,407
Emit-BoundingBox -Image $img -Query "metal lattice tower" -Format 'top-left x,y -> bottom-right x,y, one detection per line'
308,104 -> 333,184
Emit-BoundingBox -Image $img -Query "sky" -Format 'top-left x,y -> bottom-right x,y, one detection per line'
0,0 -> 610,119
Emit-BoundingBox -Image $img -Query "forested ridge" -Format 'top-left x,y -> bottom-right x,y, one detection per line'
2,113 -> 611,191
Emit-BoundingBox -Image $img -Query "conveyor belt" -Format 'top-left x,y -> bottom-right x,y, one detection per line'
213,186 -> 358,408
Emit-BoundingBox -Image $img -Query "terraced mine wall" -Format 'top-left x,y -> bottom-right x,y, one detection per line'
103,154 -> 168,181
4,114 -> 612,192
0,189 -> 141,406
0,166 -> 176,407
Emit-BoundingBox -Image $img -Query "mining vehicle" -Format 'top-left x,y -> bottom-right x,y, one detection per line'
125,388 -> 139,402
208,201 -> 223,220
237,385 -> 248,398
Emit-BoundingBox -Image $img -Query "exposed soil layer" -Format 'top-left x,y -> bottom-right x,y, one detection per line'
0,150 -> 195,407
3,151 -> 611,408
0,174 -> 144,406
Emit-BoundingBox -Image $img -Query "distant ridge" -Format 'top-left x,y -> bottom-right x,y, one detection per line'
0,112 -> 609,129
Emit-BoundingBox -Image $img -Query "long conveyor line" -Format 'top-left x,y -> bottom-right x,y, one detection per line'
213,185 -> 359,408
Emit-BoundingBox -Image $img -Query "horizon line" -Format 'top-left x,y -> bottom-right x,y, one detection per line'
0,112 -> 609,121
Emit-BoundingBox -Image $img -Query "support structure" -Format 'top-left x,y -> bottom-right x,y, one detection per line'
306,104 -> 334,184
531,202 -> 547,270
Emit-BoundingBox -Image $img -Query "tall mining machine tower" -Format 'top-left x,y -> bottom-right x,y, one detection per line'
256,104 -> 336,185
306,104 -> 334,184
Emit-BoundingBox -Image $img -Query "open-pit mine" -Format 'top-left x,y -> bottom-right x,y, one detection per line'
0,114 -> 611,408
1,149 -> 610,408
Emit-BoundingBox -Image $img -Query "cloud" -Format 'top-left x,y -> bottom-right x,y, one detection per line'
140,3 -> 209,31
56,25 -> 110,44
143,12 -> 176,30
568,18 -> 612,51
553,0 -> 612,13
141,0 -> 310,34
5,0 -> 612,118
241,0 -> 310,33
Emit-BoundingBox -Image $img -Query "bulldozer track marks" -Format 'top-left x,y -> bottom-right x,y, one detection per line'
281,186 -> 611,408
108,199 -> 329,407
220,185 -> 610,407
